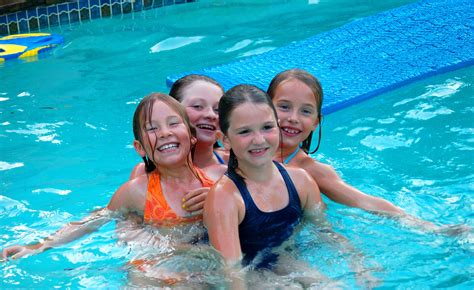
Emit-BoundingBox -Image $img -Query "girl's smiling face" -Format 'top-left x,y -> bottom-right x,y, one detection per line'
272,78 -> 320,149
226,102 -> 280,168
180,80 -> 223,145
139,100 -> 194,167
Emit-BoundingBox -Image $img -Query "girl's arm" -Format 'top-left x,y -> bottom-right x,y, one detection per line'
303,160 -> 469,235
2,179 -> 140,261
2,208 -> 113,261
203,179 -> 246,288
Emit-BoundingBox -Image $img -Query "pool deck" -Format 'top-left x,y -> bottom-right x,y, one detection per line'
167,0 -> 474,115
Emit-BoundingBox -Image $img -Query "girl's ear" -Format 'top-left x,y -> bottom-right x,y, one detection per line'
191,136 -> 197,147
133,140 -> 146,157
312,115 -> 322,131
222,135 -> 232,150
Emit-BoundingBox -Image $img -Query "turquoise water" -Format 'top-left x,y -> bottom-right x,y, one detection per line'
1,0 -> 472,288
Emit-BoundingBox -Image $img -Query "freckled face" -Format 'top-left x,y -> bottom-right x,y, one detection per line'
272,79 -> 319,149
180,81 -> 223,145
141,101 -> 192,167
226,102 -> 280,168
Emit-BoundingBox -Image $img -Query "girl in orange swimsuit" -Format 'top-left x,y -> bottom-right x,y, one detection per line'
2,93 -> 226,262
129,75 -> 227,220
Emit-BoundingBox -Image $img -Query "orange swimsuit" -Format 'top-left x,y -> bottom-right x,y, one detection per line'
143,167 -> 214,227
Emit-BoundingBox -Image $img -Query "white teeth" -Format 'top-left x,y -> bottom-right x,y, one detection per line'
197,124 -> 216,130
249,148 -> 265,153
158,143 -> 178,151
283,127 -> 299,134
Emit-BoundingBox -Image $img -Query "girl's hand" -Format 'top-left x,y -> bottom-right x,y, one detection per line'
182,187 -> 210,215
2,244 -> 42,261
433,224 -> 471,236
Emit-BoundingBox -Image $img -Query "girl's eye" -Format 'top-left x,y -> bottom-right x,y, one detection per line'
213,107 -> 219,114
302,109 -> 314,115
237,129 -> 250,135
277,104 -> 290,111
192,105 -> 203,110
146,126 -> 157,132
169,121 -> 179,127
263,124 -> 275,131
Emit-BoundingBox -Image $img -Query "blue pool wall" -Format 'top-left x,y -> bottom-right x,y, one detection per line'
0,0 -> 196,36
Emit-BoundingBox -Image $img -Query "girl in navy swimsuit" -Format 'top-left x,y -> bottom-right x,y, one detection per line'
204,84 -> 375,288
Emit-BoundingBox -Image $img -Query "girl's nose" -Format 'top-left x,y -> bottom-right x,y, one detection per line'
253,132 -> 265,144
158,127 -> 172,138
204,106 -> 218,120
287,110 -> 298,123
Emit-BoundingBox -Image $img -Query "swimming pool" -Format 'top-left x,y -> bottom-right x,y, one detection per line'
1,0 -> 472,288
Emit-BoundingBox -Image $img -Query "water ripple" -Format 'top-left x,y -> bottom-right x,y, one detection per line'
360,133 -> 414,151
5,122 -> 70,144
0,161 -> 24,171
150,36 -> 204,53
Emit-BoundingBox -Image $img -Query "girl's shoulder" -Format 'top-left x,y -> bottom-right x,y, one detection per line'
108,174 -> 148,212
285,165 -> 315,186
201,163 -> 227,182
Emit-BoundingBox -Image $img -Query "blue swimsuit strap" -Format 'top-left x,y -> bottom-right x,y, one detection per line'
283,147 -> 300,165
213,150 -> 225,165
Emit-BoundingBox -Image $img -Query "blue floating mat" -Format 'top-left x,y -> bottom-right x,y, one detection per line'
167,0 -> 474,115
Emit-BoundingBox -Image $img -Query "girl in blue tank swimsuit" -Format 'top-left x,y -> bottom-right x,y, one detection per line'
203,84 -> 376,288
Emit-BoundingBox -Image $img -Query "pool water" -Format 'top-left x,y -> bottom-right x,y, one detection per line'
1,0 -> 472,288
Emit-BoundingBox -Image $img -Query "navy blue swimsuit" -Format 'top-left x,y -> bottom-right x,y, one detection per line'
226,161 -> 303,269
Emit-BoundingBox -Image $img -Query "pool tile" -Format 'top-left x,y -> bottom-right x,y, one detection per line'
47,6 -> 58,15
69,2 -> 79,11
0,0 -> 199,36
7,14 -> 17,24
111,3 -> 122,16
18,19 -> 29,33
70,10 -> 80,23
49,13 -> 59,26
79,0 -> 90,9
27,9 -> 38,19
0,24 -> 8,35
29,17 -> 39,31
80,8 -> 91,21
38,15 -> 49,29
90,6 -> 101,19
16,11 -> 27,22
153,0 -> 164,8
122,2 -> 132,13
143,0 -> 153,9
37,7 -> 47,18
90,0 -> 100,7
101,5 -> 111,18
58,3 -> 69,13
8,22 -> 18,34
59,12 -> 70,25
133,0 -> 143,12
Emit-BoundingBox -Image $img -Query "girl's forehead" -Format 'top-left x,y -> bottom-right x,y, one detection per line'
182,81 -> 222,99
230,102 -> 276,120
275,79 -> 317,105
144,101 -> 182,120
